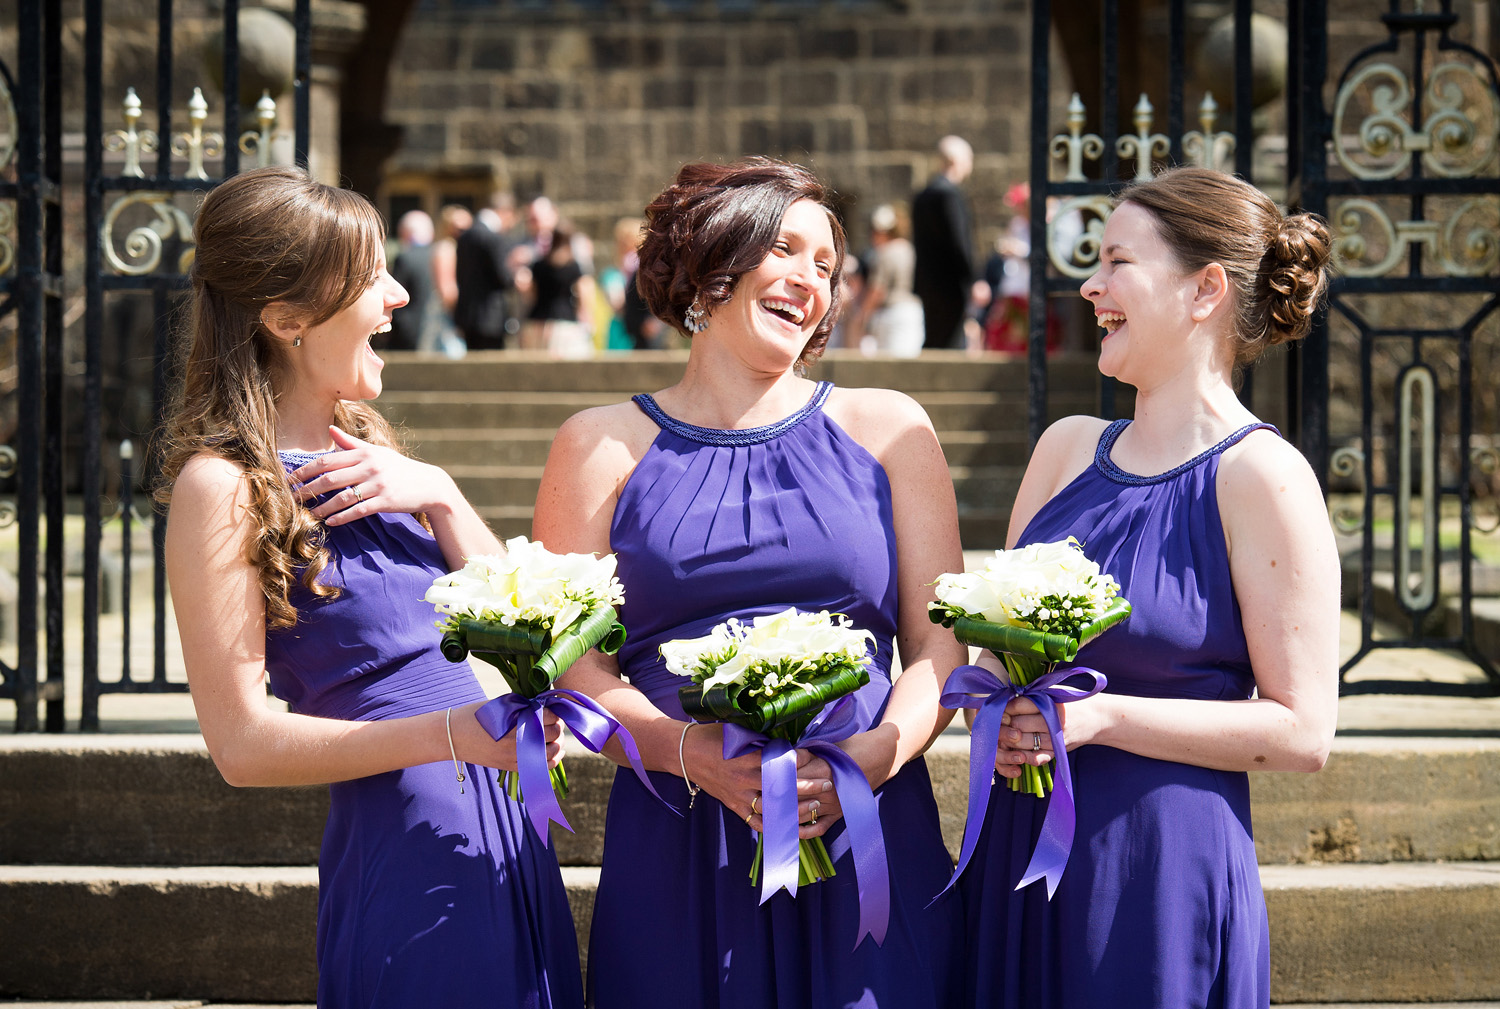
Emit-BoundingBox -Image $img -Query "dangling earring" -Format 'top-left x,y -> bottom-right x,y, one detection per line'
292,336 -> 302,347
683,296 -> 708,335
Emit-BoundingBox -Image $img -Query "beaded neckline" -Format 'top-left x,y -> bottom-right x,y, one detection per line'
277,448 -> 333,467
1094,418 -> 1277,486
633,381 -> 833,447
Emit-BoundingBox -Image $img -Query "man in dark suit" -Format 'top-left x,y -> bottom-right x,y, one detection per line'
453,192 -> 519,351
911,135 -> 976,350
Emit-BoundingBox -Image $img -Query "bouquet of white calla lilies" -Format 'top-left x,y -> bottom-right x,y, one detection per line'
663,609 -> 876,699
426,536 -> 631,814
931,537 -> 1130,799
663,608 -> 877,893
426,536 -> 625,636
931,538 -> 1121,639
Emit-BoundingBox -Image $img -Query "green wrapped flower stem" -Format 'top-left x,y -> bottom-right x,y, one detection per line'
933,598 -> 1131,798
440,603 -> 627,807
680,661 -> 870,889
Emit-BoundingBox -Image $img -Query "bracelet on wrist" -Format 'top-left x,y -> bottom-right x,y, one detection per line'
679,720 -> 701,810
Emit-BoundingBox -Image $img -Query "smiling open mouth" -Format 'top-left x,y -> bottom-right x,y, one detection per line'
760,298 -> 806,326
1096,312 -> 1125,334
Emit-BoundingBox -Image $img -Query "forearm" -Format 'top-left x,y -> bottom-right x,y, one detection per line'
424,473 -> 503,568
201,702 -> 452,788
1081,691 -> 1333,773
555,660 -> 685,774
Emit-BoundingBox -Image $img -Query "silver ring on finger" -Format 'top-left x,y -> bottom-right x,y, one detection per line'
350,484 -> 363,503
1032,732 -> 1042,752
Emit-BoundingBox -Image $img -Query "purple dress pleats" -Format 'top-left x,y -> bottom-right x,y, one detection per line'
586,382 -> 963,1009
961,419 -> 1276,1009
265,450 -> 583,1009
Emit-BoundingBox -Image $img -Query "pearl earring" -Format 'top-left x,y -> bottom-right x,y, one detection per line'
683,297 -> 708,334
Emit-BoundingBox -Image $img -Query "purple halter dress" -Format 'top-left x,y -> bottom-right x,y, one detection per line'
961,419 -> 1275,1008
264,450 -> 583,1009
585,382 -> 963,1009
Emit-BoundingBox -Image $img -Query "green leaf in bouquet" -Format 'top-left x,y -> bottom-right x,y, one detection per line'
679,662 -> 870,736
439,604 -> 627,696
533,603 -> 628,684
944,597 -> 1132,662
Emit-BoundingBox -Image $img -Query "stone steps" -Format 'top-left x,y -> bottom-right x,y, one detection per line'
4,860 -> 1497,1002
402,425 -> 1033,470
12,736 -> 1492,868
2,735 -> 1497,1002
368,351 -> 1113,552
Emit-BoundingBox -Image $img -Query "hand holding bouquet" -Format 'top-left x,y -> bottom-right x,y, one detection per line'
662,608 -> 891,948
427,536 -> 661,842
930,538 -> 1129,896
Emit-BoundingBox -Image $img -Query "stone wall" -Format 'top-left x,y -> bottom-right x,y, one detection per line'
381,0 -> 1036,251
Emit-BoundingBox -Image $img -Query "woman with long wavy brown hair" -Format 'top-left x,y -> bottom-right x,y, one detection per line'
159,166 -> 581,1009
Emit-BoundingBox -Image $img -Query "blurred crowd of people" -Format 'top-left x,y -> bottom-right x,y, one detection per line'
380,193 -> 668,358
382,140 -> 1068,359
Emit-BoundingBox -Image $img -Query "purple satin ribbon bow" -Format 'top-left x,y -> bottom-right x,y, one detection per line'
937,663 -> 1107,899
720,695 -> 890,949
475,688 -> 665,845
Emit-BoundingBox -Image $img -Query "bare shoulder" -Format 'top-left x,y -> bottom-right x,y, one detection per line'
548,401 -> 659,474
169,453 -> 251,518
535,400 -> 659,550
1216,428 -> 1330,548
1218,428 -> 1321,504
164,454 -> 257,568
823,386 -> 934,457
1032,415 -> 1111,486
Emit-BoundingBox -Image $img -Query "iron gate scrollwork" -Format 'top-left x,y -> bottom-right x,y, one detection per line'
75,0 -> 313,730
1294,0 -> 1500,695
1026,0 -> 1261,446
2,0 -> 310,731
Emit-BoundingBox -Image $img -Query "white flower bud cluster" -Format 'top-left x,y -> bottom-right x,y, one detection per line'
930,538 -> 1120,637
660,608 -> 875,698
425,535 -> 626,634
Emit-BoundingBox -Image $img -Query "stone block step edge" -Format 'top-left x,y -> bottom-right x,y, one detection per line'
3,863 -> 1498,1004
2,1003 -> 1495,1009
5,734 -> 1498,867
3,1005 -> 1494,1009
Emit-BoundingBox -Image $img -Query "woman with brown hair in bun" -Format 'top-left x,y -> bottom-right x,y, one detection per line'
533,157 -> 965,1007
959,166 -> 1340,1008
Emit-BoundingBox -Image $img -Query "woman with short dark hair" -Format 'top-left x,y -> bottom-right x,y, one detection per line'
534,158 -> 966,1008
961,166 -> 1340,1008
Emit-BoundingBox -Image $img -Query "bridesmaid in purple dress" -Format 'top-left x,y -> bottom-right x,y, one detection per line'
161,167 -> 581,1009
533,159 -> 966,1008
961,167 -> 1341,1007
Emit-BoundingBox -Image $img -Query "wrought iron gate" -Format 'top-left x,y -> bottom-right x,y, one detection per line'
3,0 -> 312,731
1024,0 -> 1498,696
0,0 -> 64,732
1297,1 -> 1500,694
4,2 -> 1496,731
